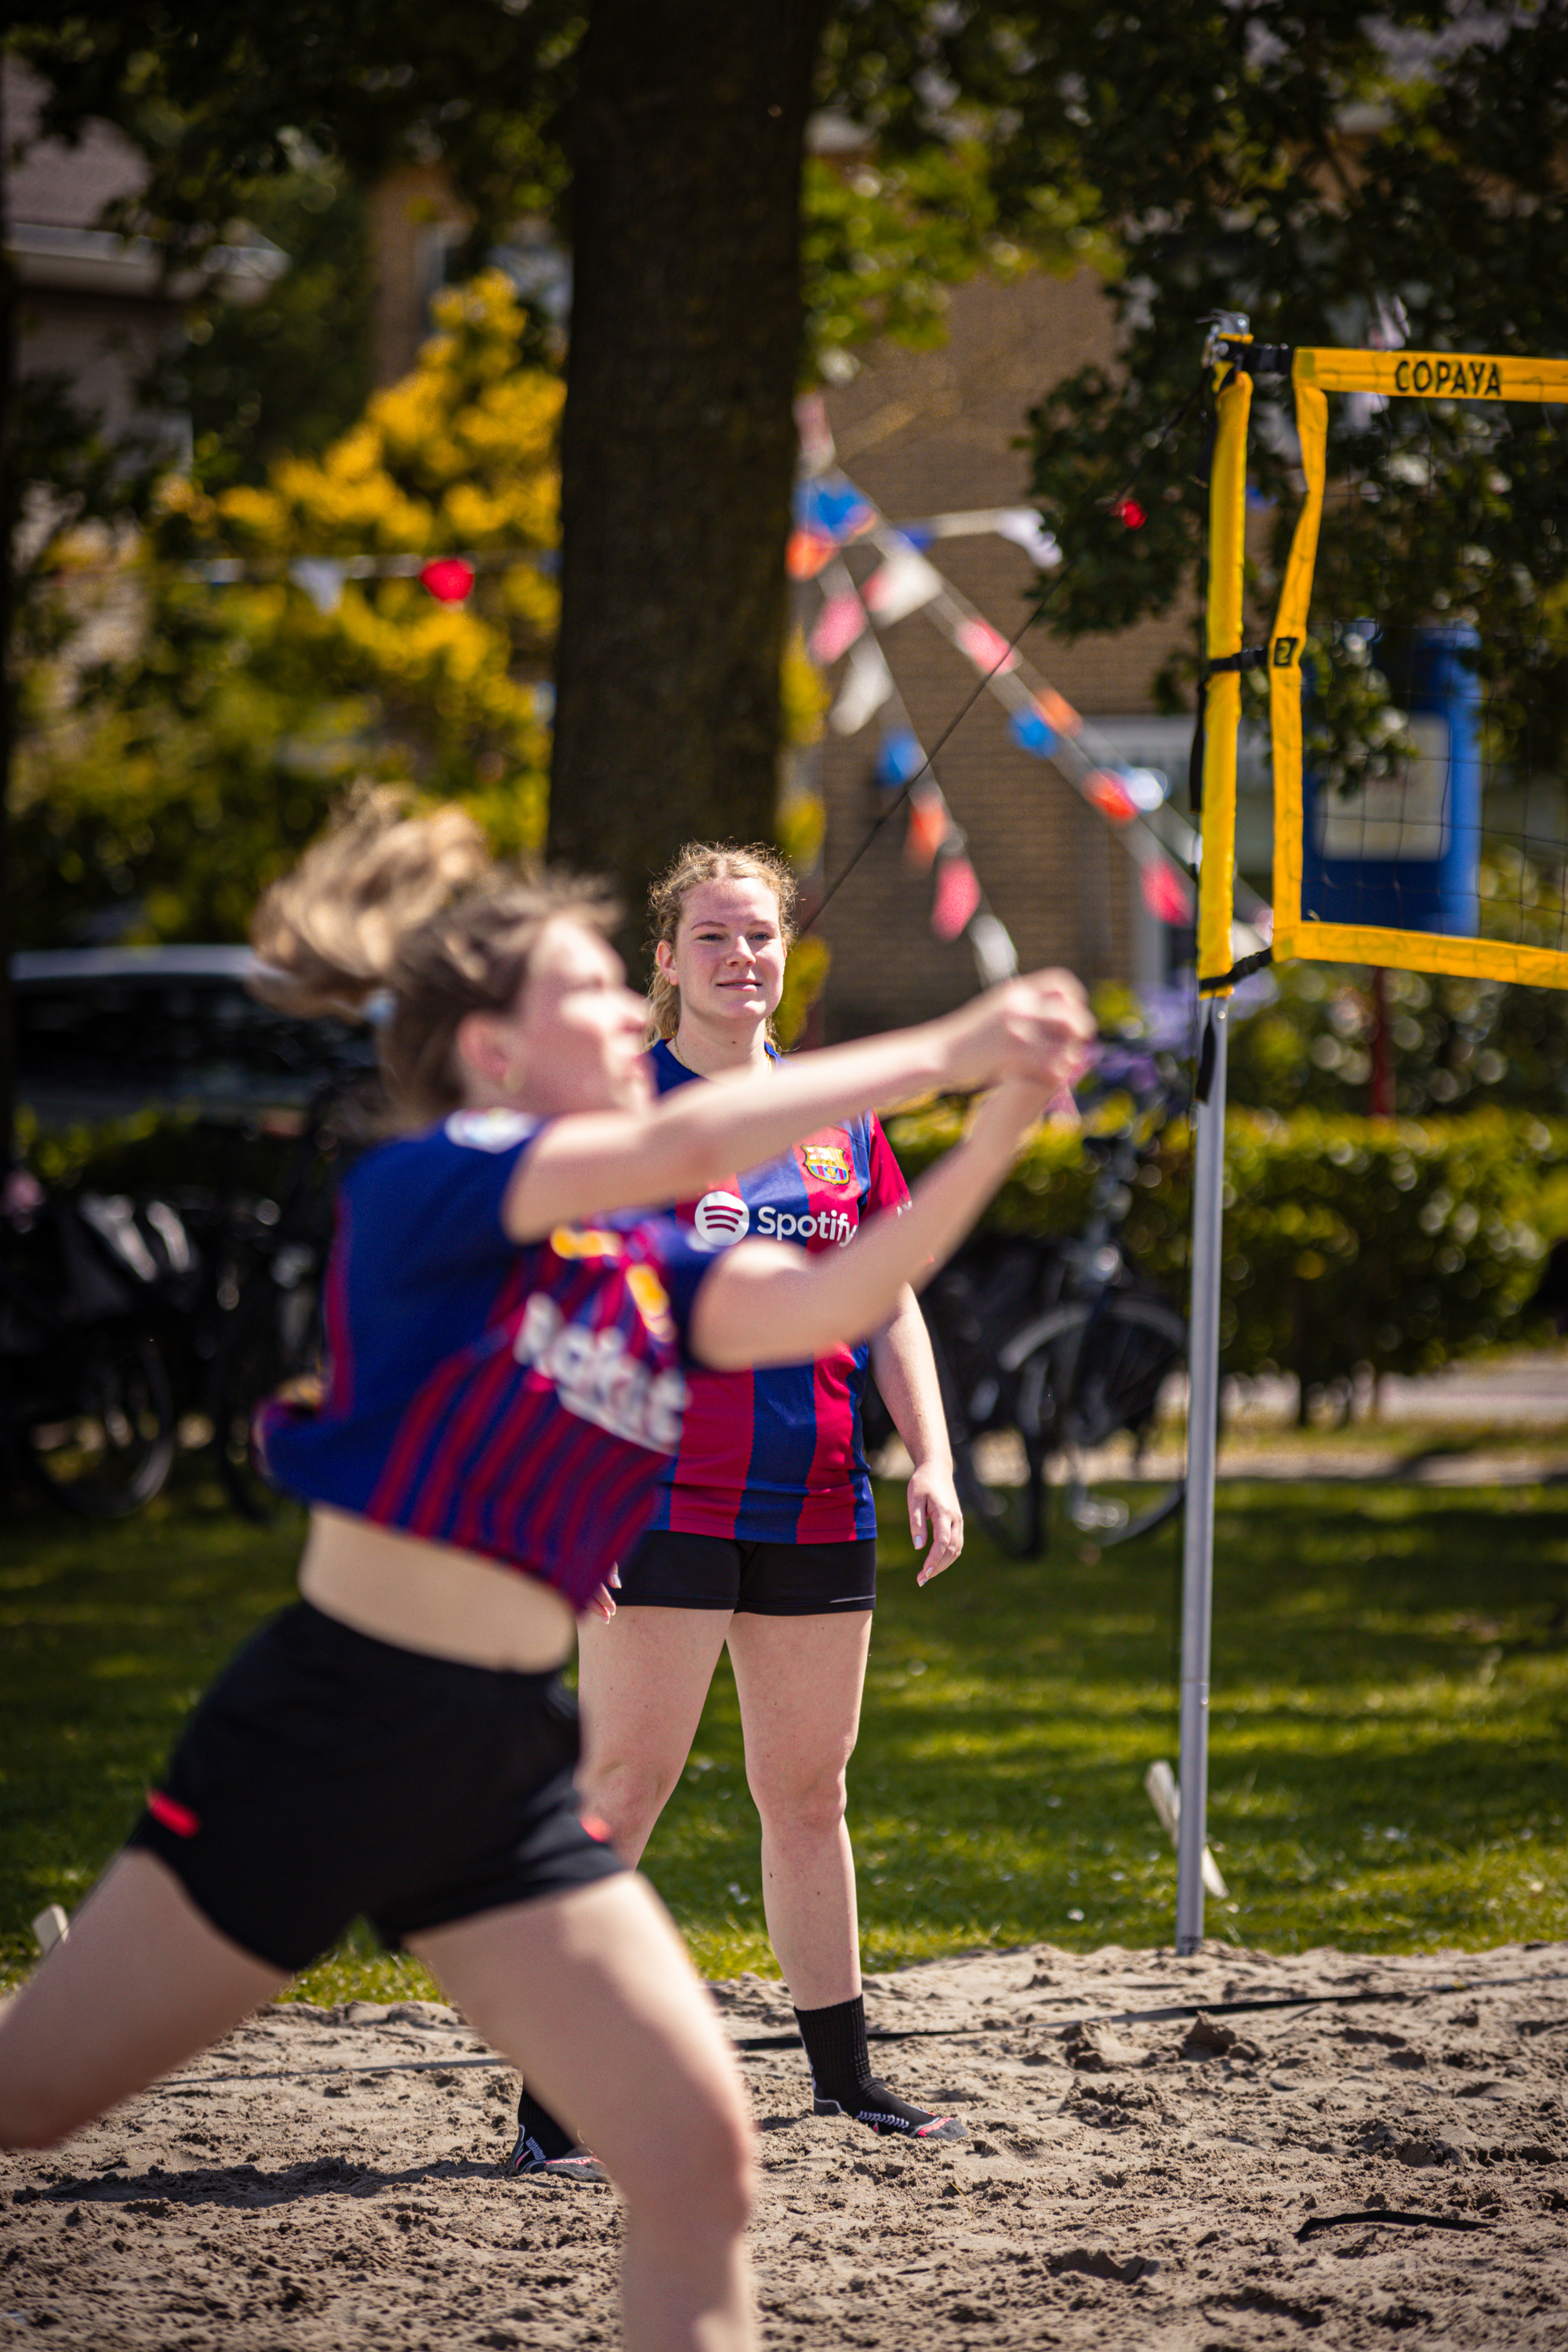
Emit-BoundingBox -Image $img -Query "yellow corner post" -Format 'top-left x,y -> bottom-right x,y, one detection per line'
1266,354 -> 1327,966
1197,361 -> 1253,991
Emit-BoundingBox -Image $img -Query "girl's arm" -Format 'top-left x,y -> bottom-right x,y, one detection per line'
690,1079 -> 1052,1372
503,973 -> 1091,1243
869,1292 -> 964,1585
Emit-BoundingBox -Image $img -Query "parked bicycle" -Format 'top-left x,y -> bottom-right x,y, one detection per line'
207,1071 -> 378,1521
0,1171 -> 180,1516
870,1058 -> 1189,1559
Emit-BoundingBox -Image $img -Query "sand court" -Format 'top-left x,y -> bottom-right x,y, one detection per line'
3,1938 -> 1566,2347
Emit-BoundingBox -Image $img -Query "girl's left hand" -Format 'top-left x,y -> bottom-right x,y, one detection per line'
909,1462 -> 964,1585
588,1563 -> 622,1621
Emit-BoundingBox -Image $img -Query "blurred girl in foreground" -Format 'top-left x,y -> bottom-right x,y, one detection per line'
0,790 -> 1092,2352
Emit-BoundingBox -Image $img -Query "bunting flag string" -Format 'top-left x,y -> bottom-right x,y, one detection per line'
796,536 -> 1022,987
795,457 -> 1271,949
186,544 -> 556,611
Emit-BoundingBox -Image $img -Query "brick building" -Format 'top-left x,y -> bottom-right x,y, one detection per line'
811,265 -> 1200,1036
3,57 -> 283,459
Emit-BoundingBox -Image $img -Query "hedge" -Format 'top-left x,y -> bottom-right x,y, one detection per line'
21,1099 -> 1568,1400
886,1103 -> 1568,1395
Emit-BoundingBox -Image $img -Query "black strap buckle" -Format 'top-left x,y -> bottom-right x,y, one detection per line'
1221,340 -> 1292,376
1197,944 -> 1275,995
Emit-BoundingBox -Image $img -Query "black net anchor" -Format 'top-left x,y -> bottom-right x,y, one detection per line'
1295,2210 -> 1492,2243
1189,646 -> 1268,818
1197,942 -> 1274,996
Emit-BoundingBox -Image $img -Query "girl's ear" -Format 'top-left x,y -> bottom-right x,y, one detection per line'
455,1008 -> 511,1091
654,938 -> 678,985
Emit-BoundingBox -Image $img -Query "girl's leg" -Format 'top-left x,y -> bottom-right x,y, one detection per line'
724,1612 -> 873,2008
0,1851 -> 287,2148
576,1608 -> 733,1862
411,1875 -> 754,2352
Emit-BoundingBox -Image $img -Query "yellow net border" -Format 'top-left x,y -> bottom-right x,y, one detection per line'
1265,347 -> 1568,989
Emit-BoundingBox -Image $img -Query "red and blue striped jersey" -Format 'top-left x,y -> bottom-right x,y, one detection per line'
256,1109 -> 713,1613
643,1039 -> 911,1544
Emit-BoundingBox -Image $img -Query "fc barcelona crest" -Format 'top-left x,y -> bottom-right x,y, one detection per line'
801,1140 -> 853,1189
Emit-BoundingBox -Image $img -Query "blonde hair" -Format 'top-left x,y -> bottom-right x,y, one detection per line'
251,785 -> 617,1123
645,840 -> 798,1044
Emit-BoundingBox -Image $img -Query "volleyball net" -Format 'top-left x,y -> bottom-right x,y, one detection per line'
1262,345 -> 1568,990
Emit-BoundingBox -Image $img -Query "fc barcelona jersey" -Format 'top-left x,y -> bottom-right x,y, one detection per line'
256,1110 -> 713,1612
643,1038 -> 911,1544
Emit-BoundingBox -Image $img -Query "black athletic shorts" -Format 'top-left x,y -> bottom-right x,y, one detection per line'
615,1530 -> 876,1616
129,1601 -> 622,1974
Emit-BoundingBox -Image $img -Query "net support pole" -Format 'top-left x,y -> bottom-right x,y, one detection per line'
1177,345 -> 1251,1956
1177,995 -> 1227,1951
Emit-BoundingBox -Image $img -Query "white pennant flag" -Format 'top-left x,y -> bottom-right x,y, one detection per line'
863,544 -> 942,623
829,637 -> 894,735
967,912 -> 1018,986
993,511 -> 1062,570
289,558 -> 348,615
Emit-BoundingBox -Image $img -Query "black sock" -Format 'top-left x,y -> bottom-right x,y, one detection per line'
794,1994 -> 873,2111
794,1995 -> 967,2142
515,2085 -> 575,2161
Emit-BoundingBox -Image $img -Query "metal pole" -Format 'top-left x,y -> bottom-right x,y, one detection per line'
1177,996 -> 1228,1952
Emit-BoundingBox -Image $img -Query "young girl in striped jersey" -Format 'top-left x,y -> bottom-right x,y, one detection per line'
514,846 -> 1008,2174
0,793 -> 1091,2352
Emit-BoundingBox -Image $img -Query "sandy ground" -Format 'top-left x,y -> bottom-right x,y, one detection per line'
3,1939 -> 1566,2348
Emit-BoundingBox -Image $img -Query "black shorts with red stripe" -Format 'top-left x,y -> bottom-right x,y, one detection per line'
129,1600 -> 622,1973
616,1530 -> 877,1616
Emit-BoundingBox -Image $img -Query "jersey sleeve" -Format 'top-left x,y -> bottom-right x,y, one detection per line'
865,1114 -> 912,1215
627,1213 -> 722,1361
348,1112 -> 543,1291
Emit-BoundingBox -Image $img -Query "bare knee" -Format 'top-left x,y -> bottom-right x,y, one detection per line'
750,1763 -> 848,1846
619,2073 -> 755,2241
639,2089 -> 761,2230
579,1755 -> 683,1858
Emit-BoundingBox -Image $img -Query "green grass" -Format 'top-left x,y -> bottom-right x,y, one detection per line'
3,1471 -> 1566,1998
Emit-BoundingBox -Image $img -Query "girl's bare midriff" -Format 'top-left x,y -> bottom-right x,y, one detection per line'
299,1506 -> 575,1671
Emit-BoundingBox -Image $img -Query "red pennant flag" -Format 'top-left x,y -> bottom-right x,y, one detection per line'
810,591 -> 866,664
1142,859 -> 1195,924
905,789 -> 950,869
420,557 -> 476,604
931,855 -> 982,942
786,530 -> 836,581
1083,769 -> 1138,824
955,616 -> 1019,676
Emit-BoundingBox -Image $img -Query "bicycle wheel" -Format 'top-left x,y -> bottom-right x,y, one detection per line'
24,1329 -> 176,1517
999,1294 -> 1188,1550
211,1248 -> 321,1523
945,1330 -> 1057,1560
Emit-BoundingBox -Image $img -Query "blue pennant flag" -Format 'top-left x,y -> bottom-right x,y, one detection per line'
875,728 -> 925,792
794,476 -> 875,543
1008,707 -> 1058,759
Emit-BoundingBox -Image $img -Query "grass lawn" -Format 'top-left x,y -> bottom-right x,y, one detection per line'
2,1470 -> 1566,2002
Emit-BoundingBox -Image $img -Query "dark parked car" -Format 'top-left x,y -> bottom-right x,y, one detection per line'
13,947 -> 373,1127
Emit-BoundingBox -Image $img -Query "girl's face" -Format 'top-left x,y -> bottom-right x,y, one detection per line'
656,875 -> 786,1033
459,919 -> 652,1116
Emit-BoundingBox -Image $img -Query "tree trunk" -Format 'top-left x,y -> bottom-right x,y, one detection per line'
0,103 -> 16,1167
549,0 -> 826,957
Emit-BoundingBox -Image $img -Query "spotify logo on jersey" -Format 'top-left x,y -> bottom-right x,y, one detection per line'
692,1191 -> 750,1249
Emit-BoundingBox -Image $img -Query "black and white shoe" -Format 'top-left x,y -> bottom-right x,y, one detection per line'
812,2078 -> 966,2143
505,2129 -> 609,2184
